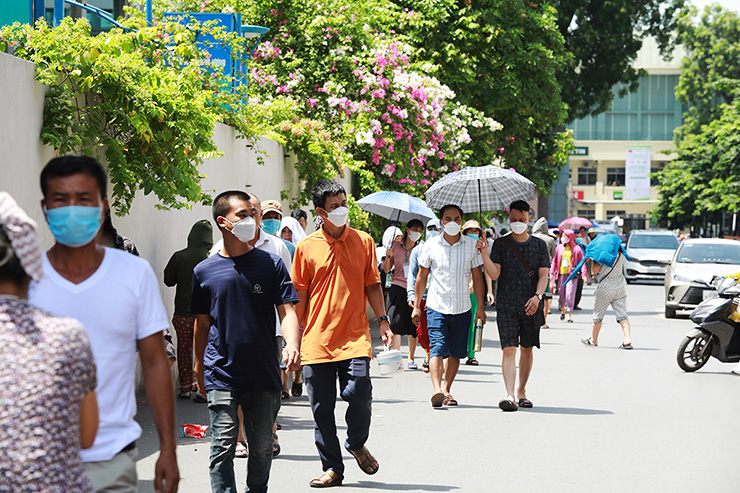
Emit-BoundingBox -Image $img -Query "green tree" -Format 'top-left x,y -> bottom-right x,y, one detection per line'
654,5 -> 740,228
554,0 -> 685,120
393,0 -> 573,191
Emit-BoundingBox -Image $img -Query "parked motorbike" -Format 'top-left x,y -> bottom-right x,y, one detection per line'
677,276 -> 740,372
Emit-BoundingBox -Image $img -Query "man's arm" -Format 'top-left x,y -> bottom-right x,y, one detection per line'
411,266 -> 430,326
365,283 -> 393,345
524,267 -> 550,316
294,289 -> 308,327
193,314 -> 210,397
138,332 -> 180,493
477,238 -> 501,280
277,303 -> 301,373
472,267 -> 487,325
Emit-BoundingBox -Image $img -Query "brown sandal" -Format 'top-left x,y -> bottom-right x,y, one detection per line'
309,470 -> 342,488
345,445 -> 379,475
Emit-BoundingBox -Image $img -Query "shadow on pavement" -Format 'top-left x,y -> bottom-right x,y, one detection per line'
522,406 -> 613,415
351,481 -> 460,491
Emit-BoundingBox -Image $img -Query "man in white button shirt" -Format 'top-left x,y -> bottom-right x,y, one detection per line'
411,204 -> 486,408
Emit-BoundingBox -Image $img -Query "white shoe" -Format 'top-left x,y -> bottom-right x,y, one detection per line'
731,362 -> 740,375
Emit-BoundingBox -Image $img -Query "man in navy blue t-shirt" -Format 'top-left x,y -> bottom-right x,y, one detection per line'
191,190 -> 300,493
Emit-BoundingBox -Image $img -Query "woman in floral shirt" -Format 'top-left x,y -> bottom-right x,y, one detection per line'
0,192 -> 98,491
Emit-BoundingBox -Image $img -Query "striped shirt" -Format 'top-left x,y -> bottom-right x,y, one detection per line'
418,234 -> 483,315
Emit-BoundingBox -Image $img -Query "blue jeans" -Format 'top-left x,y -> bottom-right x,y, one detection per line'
304,358 -> 373,479
207,390 -> 281,493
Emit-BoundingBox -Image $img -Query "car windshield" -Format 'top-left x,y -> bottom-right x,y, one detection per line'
628,234 -> 678,250
676,243 -> 740,264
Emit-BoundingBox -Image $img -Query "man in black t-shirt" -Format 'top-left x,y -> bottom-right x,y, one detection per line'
480,201 -> 549,412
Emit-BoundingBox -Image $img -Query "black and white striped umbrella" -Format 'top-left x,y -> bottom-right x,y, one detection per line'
425,165 -> 536,213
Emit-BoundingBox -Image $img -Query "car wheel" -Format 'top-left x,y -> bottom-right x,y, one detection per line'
665,305 -> 676,319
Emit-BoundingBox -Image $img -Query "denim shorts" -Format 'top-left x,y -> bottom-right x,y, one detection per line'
426,308 -> 471,359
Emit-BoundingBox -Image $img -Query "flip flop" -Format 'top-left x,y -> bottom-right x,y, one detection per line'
465,357 -> 479,366
518,398 -> 533,408
310,470 -> 343,488
619,342 -> 633,350
581,337 -> 597,347
498,398 -> 518,412
345,445 -> 379,475
431,392 -> 445,408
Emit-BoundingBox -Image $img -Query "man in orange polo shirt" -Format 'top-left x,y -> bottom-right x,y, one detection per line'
292,179 -> 393,488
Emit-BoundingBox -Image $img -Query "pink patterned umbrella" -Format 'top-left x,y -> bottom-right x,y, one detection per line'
559,216 -> 593,231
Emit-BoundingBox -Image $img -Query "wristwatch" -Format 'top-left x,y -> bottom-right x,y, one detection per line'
379,315 -> 389,323
535,294 -> 542,300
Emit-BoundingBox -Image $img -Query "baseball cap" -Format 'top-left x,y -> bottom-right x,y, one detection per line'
261,200 -> 283,217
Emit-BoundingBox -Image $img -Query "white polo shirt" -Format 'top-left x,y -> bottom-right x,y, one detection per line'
210,229 -> 291,336
29,248 -> 168,462
418,234 -> 482,315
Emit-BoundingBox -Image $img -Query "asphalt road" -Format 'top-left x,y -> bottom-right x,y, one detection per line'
135,282 -> 740,492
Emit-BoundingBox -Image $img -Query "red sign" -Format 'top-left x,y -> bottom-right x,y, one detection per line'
572,191 -> 584,201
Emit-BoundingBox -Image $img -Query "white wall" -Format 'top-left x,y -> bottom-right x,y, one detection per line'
0,51 -> 307,389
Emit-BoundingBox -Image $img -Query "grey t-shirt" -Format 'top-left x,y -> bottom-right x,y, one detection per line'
491,235 -> 550,310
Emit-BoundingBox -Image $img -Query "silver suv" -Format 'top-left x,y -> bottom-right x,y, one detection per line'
623,230 -> 679,283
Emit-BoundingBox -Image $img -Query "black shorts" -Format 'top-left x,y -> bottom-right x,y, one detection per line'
386,284 -> 417,337
495,303 -> 543,349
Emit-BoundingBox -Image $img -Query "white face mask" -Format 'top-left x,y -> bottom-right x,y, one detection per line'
408,231 -> 422,242
443,221 -> 461,236
427,229 -> 440,239
224,216 -> 256,243
510,221 -> 528,235
322,206 -> 349,227
560,236 -> 568,244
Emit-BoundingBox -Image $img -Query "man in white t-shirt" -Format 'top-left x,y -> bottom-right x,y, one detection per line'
28,156 -> 178,493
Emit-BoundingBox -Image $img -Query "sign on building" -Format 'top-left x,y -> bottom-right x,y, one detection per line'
625,146 -> 651,200
614,191 -> 623,200
570,146 -> 589,156
573,190 -> 584,201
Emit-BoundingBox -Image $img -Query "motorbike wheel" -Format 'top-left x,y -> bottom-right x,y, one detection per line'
676,333 -> 713,372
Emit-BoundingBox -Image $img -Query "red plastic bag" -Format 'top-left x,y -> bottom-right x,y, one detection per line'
181,424 -> 209,438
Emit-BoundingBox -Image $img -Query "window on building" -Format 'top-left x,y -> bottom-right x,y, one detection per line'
606,167 -> 625,187
606,210 -> 626,218
578,209 -> 596,220
577,167 -> 597,185
650,167 -> 662,186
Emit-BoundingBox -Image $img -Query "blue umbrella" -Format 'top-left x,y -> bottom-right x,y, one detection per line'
356,191 -> 437,224
546,219 -> 559,229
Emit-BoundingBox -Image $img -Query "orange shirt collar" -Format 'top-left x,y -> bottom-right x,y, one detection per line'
320,225 -> 349,243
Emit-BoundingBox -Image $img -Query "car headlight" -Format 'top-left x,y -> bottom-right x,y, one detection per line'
671,273 -> 692,282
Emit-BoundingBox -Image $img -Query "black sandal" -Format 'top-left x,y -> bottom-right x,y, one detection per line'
465,357 -> 479,366
292,381 -> 303,396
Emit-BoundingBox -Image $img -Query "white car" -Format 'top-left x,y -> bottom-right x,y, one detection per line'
664,238 -> 740,318
623,230 -> 679,283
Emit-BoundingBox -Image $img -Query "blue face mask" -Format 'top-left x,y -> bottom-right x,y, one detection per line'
427,229 -> 440,239
45,205 -> 103,247
466,233 -> 479,241
262,218 -> 281,236
575,238 -> 583,245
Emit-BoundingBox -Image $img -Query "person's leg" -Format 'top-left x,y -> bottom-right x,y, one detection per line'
338,358 -> 373,455
517,346 -> 534,401
575,276 -> 583,308
445,310 -> 471,395
172,315 -> 195,394
408,334 -> 417,363
241,391 -> 281,493
501,346 -> 518,403
558,274 -> 567,316
427,309 -> 449,401
83,445 -> 138,492
391,334 -> 402,350
236,407 -> 246,450
543,298 -> 552,327
613,294 -> 632,345
207,390 -> 240,493
304,362 -> 344,478
565,277 -> 577,319
591,322 -> 603,345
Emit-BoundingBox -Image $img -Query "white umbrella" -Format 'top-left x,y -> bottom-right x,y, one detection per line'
357,191 -> 437,224
425,165 -> 536,215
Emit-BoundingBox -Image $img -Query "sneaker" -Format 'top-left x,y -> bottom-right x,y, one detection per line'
407,361 -> 418,370
193,393 -> 207,403
732,362 -> 740,375
178,392 -> 190,399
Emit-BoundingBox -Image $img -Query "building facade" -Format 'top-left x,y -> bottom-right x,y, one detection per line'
549,38 -> 686,232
